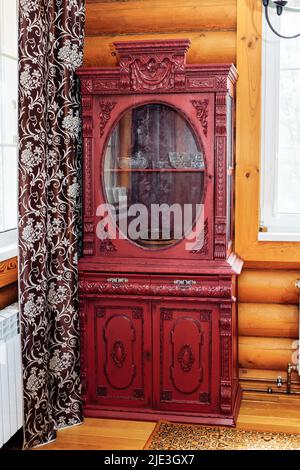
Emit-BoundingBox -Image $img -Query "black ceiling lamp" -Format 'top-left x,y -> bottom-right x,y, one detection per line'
262,0 -> 300,39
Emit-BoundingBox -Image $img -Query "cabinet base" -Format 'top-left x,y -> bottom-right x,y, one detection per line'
84,386 -> 242,428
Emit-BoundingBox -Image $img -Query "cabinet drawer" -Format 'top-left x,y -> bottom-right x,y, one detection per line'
79,273 -> 151,296
88,273 -> 150,285
150,275 -> 231,299
151,275 -> 202,288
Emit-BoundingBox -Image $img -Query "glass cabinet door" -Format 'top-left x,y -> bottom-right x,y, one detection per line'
103,103 -> 205,250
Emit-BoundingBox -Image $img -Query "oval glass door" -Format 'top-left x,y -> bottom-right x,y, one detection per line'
103,103 -> 205,250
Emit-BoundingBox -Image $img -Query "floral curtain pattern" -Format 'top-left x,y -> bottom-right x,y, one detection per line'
19,0 -> 85,448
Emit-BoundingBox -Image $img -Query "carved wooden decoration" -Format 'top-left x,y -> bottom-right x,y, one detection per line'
77,39 -> 242,427
177,344 -> 195,372
191,99 -> 209,136
0,257 -> 18,289
99,100 -> 116,137
115,39 -> 189,91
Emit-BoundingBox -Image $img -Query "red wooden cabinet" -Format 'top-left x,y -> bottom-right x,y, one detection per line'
78,39 -> 243,426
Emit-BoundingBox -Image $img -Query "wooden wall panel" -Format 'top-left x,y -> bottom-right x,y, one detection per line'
86,0 -> 237,36
83,32 -> 236,67
235,0 -> 300,264
239,269 -> 300,304
239,337 -> 297,370
239,303 -> 298,338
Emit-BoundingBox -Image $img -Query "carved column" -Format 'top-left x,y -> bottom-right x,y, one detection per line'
219,303 -> 232,414
82,90 -> 95,256
214,92 -> 227,259
79,297 -> 88,405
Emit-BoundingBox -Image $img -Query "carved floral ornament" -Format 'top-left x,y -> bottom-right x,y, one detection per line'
99,101 -> 116,137
79,280 -> 232,298
191,99 -> 209,137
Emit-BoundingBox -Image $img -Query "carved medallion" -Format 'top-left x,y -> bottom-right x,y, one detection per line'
130,57 -> 176,91
177,344 -> 195,372
111,341 -> 127,368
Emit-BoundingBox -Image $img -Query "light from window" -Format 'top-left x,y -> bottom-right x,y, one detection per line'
261,4 -> 300,238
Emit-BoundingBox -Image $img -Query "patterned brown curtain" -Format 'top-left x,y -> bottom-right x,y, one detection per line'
18,0 -> 85,448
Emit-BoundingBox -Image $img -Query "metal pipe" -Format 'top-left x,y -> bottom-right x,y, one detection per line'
244,387 -> 300,396
287,363 -> 296,394
240,377 -> 299,386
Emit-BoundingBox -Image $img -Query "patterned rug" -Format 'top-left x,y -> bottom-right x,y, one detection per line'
144,422 -> 300,450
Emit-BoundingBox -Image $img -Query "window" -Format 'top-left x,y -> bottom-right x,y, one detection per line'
0,0 -> 18,260
260,3 -> 300,241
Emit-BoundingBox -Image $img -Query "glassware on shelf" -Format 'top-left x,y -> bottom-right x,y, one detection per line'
155,160 -> 170,169
168,152 -> 205,169
118,151 -> 148,169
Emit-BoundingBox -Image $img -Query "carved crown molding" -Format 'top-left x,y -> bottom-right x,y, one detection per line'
114,39 -> 190,92
78,41 -> 237,96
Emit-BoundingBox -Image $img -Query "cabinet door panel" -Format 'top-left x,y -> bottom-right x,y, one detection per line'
87,300 -> 151,408
153,302 -> 220,413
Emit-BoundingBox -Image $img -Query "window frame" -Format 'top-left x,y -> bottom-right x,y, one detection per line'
0,0 -> 18,260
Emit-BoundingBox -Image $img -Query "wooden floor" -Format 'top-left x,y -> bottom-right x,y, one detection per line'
37,394 -> 300,450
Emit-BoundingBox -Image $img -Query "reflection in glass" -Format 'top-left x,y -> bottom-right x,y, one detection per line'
103,104 -> 205,249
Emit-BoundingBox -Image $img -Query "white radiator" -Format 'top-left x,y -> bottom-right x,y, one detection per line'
0,303 -> 23,448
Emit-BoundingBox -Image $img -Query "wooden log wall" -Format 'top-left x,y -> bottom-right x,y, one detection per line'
84,0 -> 300,396
84,0 -> 237,66
0,257 -> 18,309
239,269 -> 300,392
